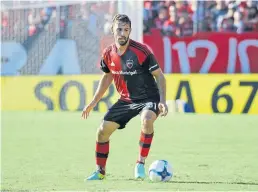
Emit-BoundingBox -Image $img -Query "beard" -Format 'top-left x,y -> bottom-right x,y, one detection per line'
118,36 -> 129,46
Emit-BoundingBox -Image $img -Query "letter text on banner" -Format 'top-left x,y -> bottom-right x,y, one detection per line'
1,75 -> 258,114
143,30 -> 258,73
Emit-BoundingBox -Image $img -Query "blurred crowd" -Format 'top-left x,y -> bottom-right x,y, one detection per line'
2,0 -> 258,39
1,0 -> 258,75
60,1 -> 117,36
1,1 -> 118,74
1,6 -> 55,38
144,0 -> 258,36
1,1 -> 117,39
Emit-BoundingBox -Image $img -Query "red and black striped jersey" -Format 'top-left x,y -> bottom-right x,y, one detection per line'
100,39 -> 160,102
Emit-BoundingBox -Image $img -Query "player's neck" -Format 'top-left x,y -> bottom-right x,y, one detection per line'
115,40 -> 130,56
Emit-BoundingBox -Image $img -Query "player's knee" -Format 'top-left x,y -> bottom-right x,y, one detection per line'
96,121 -> 117,142
141,112 -> 155,125
142,118 -> 154,126
141,118 -> 154,132
141,111 -> 156,133
96,125 -> 109,142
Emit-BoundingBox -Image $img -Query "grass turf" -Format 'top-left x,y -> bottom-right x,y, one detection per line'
1,111 -> 258,191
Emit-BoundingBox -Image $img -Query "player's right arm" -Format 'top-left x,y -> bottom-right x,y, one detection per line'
92,72 -> 113,105
81,73 -> 113,119
82,51 -> 113,119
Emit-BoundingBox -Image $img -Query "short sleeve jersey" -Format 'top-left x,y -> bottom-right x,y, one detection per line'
100,39 -> 160,102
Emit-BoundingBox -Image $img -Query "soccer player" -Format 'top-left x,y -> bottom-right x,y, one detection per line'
82,14 -> 168,180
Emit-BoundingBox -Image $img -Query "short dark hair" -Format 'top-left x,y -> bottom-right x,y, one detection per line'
112,14 -> 131,28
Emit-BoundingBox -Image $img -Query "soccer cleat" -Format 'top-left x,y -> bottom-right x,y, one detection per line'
85,171 -> 105,181
134,163 -> 146,179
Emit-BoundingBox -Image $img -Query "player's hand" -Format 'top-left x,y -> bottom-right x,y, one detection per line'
158,102 -> 168,117
81,102 -> 96,119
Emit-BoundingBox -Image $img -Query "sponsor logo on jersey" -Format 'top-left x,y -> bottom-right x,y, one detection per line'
111,70 -> 137,76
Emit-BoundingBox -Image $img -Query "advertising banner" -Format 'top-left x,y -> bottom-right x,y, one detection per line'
144,30 -> 258,73
1,75 -> 258,114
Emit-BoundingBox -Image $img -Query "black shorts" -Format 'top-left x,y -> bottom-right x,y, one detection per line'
104,98 -> 160,129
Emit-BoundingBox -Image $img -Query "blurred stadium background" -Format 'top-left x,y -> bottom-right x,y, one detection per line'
1,0 -> 258,191
1,0 -> 258,113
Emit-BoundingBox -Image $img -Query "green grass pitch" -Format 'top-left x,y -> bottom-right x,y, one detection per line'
1,111 -> 258,191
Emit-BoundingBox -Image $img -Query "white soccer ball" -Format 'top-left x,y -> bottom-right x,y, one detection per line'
148,160 -> 173,182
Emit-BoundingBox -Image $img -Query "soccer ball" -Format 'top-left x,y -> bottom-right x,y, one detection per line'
148,160 -> 173,182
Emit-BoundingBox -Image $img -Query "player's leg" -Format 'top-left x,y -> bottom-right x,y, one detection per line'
86,120 -> 119,180
138,109 -> 157,163
96,121 -> 120,171
135,101 -> 159,179
87,100 -> 137,180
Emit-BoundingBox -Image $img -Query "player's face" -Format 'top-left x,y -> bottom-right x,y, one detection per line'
113,21 -> 131,46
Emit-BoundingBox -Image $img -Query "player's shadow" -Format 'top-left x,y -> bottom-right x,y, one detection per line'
167,181 -> 258,186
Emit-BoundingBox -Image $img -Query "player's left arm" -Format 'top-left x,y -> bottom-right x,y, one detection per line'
152,68 -> 166,103
152,68 -> 168,116
146,53 -> 168,116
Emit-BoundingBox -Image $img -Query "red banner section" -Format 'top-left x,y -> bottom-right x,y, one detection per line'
143,29 -> 258,73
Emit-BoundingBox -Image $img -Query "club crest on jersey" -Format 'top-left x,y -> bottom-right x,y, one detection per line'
126,59 -> 134,69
